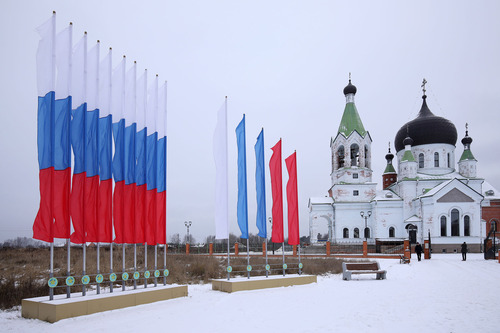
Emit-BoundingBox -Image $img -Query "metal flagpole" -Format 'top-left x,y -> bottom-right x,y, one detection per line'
265,238 -> 268,278
246,238 -> 250,279
122,244 -> 126,291
144,243 -> 148,288
298,243 -> 301,275
154,245 -> 158,287
227,238 -> 230,280
82,242 -> 86,296
109,243 -> 113,292
163,244 -> 167,286
49,242 -> 54,300
97,242 -> 100,294
133,244 -> 137,289
282,241 -> 285,277
66,239 -> 71,297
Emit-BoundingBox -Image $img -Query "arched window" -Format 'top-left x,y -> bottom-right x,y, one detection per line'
343,228 -> 349,238
447,153 -> 451,168
350,144 -> 359,167
441,216 -> 447,236
353,228 -> 359,238
464,215 -> 470,236
434,152 -> 439,167
364,227 -> 370,239
389,227 -> 395,238
491,220 -> 497,233
418,153 -> 424,168
364,145 -> 370,168
337,146 -> 345,169
451,209 -> 459,236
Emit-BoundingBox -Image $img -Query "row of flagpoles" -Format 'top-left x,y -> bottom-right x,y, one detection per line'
33,12 -> 167,246
33,12 -> 167,299
214,99 -> 301,278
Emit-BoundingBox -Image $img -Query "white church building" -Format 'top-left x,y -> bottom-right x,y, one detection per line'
308,78 -> 498,252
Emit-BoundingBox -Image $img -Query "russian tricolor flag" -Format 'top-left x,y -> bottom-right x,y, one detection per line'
145,75 -> 158,245
135,70 -> 148,244
156,82 -> 167,245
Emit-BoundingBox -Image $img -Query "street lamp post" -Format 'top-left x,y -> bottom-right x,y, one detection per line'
360,211 -> 372,241
184,221 -> 192,244
268,217 -> 274,255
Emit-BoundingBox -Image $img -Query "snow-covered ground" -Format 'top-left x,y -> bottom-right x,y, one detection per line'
2,253 -> 500,332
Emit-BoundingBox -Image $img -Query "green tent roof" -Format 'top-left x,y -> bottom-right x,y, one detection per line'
401,150 -> 415,162
459,149 -> 476,162
384,163 -> 396,174
337,102 -> 366,137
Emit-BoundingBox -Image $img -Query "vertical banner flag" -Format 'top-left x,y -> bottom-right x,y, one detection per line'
112,56 -> 126,243
285,152 -> 299,245
34,12 -> 56,242
123,61 -> 137,244
255,129 -> 267,238
53,21 -> 72,239
269,139 -> 284,243
97,47 -> 113,243
84,41 -> 100,242
235,115 -> 248,239
135,69 -> 147,244
145,75 -> 158,245
213,98 -> 228,240
156,81 -> 167,245
69,32 -> 87,244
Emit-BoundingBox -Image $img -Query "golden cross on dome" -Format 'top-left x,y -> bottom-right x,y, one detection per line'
421,78 -> 427,95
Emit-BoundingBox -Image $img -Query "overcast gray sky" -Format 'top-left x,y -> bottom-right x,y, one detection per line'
1,0 -> 499,244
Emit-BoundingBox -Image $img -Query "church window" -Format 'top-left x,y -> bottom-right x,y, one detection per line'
337,146 -> 345,168
343,228 -> 349,238
353,190 -> 359,196
353,228 -> 359,238
451,209 -> 459,236
364,145 -> 370,168
491,220 -> 497,233
350,144 -> 359,167
447,153 -> 451,168
353,173 -> 358,179
434,152 -> 439,167
364,227 -> 370,239
464,216 -> 470,236
389,227 -> 395,238
440,216 -> 447,236
418,153 -> 424,168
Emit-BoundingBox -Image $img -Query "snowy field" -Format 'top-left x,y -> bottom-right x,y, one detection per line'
2,253 -> 500,332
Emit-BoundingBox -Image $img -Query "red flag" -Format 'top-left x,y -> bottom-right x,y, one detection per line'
285,152 -> 299,245
97,179 -> 113,242
156,191 -> 166,244
70,172 -> 85,244
123,184 -> 136,243
84,175 -> 99,242
113,180 -> 125,243
53,168 -> 71,238
269,139 -> 283,243
135,184 -> 146,243
33,168 -> 54,242
145,189 -> 157,245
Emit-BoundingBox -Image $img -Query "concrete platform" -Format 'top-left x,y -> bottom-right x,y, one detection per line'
22,284 -> 188,323
211,274 -> 317,293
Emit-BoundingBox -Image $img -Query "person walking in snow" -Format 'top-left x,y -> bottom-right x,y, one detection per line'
415,242 -> 423,261
461,242 -> 468,261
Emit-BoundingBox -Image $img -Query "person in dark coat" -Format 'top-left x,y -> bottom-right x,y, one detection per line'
461,242 -> 468,261
415,242 -> 423,261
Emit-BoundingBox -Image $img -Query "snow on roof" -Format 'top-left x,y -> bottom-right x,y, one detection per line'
482,181 -> 500,200
309,197 -> 334,205
372,190 -> 402,201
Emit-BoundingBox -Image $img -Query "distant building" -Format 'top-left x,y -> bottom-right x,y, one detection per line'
308,78 -> 500,253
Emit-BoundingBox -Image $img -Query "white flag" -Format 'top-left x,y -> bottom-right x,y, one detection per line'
213,98 -> 229,240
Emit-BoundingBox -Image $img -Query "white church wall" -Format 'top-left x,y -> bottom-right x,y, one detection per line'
329,183 -> 376,202
334,202 -> 372,243
372,200 -> 404,239
309,202 -> 334,243
410,143 -> 456,175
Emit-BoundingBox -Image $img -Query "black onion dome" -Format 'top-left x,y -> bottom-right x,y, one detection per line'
343,80 -> 357,95
394,95 -> 457,152
461,131 -> 472,145
385,148 -> 394,162
403,136 -> 414,147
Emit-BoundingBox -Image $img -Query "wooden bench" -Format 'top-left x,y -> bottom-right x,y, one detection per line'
342,262 -> 386,281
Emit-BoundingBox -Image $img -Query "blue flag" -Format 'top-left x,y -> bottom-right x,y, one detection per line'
255,129 -> 267,238
235,115 -> 248,239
